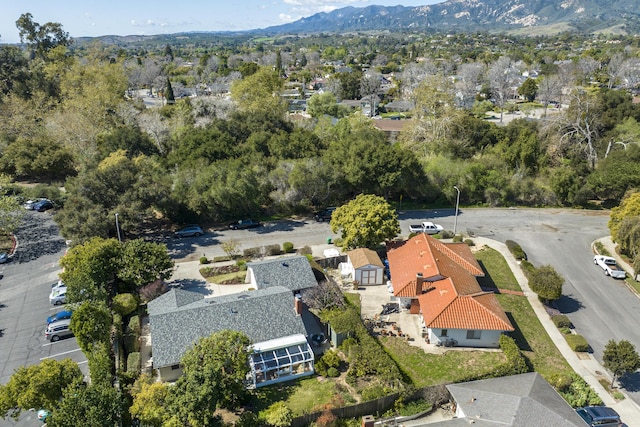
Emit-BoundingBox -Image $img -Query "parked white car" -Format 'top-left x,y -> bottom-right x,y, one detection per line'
594,255 -> 626,279
49,289 -> 66,305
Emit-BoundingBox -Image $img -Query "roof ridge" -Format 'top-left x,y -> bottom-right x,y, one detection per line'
429,238 -> 482,275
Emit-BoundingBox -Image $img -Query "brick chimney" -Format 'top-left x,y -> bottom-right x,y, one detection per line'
415,272 -> 424,295
294,294 -> 302,315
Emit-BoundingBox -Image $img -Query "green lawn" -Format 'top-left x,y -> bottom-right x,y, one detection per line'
381,338 -> 505,388
475,246 -> 573,379
251,376 -> 351,416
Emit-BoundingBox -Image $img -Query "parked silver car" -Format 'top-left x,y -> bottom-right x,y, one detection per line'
174,225 -> 204,238
45,319 -> 73,342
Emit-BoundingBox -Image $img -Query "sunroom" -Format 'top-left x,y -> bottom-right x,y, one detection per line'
248,334 -> 315,388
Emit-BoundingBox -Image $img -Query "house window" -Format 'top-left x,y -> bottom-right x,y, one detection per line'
171,364 -> 180,370
466,330 -> 481,340
440,329 -> 448,337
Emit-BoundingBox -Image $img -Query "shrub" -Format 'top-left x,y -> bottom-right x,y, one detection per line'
506,240 -> 527,260
594,241 -> 611,257
298,245 -> 312,255
464,239 -> 475,246
556,373 -> 603,407
408,232 -> 419,239
128,315 -> 141,336
552,314 -> 572,329
243,247 -> 261,259
497,335 -> 529,375
283,242 -> 294,253
199,256 -> 209,264
113,293 -> 138,316
327,367 -> 339,377
440,230 -> 454,239
559,327 -> 572,335
265,243 -> 281,256
236,259 -> 247,270
213,255 -> 232,262
127,352 -> 141,374
396,399 -> 432,417
565,334 -> 590,352
333,238 -> 344,247
139,280 -> 167,303
261,402 -> 293,427
452,235 -> 463,243
520,260 -> 535,277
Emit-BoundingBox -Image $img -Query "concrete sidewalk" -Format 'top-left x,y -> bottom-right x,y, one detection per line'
474,236 -> 640,426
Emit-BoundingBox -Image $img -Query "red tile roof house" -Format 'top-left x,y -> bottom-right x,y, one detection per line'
387,234 -> 514,348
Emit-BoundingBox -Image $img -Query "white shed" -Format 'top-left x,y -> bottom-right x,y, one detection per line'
346,248 -> 384,285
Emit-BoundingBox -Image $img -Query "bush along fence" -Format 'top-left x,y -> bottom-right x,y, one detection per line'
290,384 -> 450,427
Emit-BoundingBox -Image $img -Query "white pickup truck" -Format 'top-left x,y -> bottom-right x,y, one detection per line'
594,255 -> 626,279
409,221 -> 444,235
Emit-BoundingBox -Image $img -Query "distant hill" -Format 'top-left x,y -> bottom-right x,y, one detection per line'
261,0 -> 640,35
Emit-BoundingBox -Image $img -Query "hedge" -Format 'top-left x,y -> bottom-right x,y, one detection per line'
565,334 -> 590,352
551,314 -> 572,329
496,335 -> 529,376
127,352 -> 141,374
505,240 -> 527,261
265,243 -> 282,256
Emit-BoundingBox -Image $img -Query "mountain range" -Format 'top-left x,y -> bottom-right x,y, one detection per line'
262,0 -> 640,35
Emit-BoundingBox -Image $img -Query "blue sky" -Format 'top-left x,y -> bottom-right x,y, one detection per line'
1,0 -> 443,44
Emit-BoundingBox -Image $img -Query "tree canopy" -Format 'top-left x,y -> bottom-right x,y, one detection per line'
0,359 -> 82,420
331,194 -> 400,250
603,339 -> 640,388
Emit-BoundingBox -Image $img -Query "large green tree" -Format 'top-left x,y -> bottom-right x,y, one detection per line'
609,192 -> 640,242
603,339 -> 640,388
166,331 -> 252,426
231,66 -> 285,116
59,237 -> 121,303
0,175 -> 23,235
331,194 -> 400,250
16,13 -> 71,60
118,239 -> 174,290
69,301 -> 112,354
0,359 -> 82,420
129,375 -> 172,427
47,382 -> 123,427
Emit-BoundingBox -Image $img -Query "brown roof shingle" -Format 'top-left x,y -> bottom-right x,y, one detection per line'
347,248 -> 384,269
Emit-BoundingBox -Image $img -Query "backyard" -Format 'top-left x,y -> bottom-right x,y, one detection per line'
237,244 -> 577,419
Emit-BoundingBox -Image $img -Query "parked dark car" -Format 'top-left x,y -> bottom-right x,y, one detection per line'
314,207 -> 336,222
576,406 -> 622,426
33,199 -> 54,212
228,219 -> 262,230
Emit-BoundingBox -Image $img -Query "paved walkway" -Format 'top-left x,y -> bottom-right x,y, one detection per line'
474,235 -> 640,426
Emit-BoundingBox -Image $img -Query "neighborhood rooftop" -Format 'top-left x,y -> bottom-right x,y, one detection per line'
247,255 -> 318,292
148,286 -> 307,368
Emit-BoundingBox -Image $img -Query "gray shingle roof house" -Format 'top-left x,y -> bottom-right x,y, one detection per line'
421,372 -> 585,426
246,255 -> 318,292
148,286 -> 312,384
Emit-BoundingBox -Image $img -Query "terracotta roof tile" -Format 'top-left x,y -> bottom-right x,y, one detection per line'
347,248 -> 384,269
419,284 -> 513,331
388,234 -> 512,332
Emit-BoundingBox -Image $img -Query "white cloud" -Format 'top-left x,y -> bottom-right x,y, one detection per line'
279,13 -> 294,22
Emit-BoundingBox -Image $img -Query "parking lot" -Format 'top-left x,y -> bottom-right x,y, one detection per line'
0,211 -> 87,387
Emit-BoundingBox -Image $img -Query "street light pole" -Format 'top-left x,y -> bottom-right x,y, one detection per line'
115,213 -> 122,243
453,186 -> 460,236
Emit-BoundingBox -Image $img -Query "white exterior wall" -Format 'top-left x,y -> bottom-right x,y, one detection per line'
158,365 -> 183,382
354,264 -> 384,285
428,328 -> 503,348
